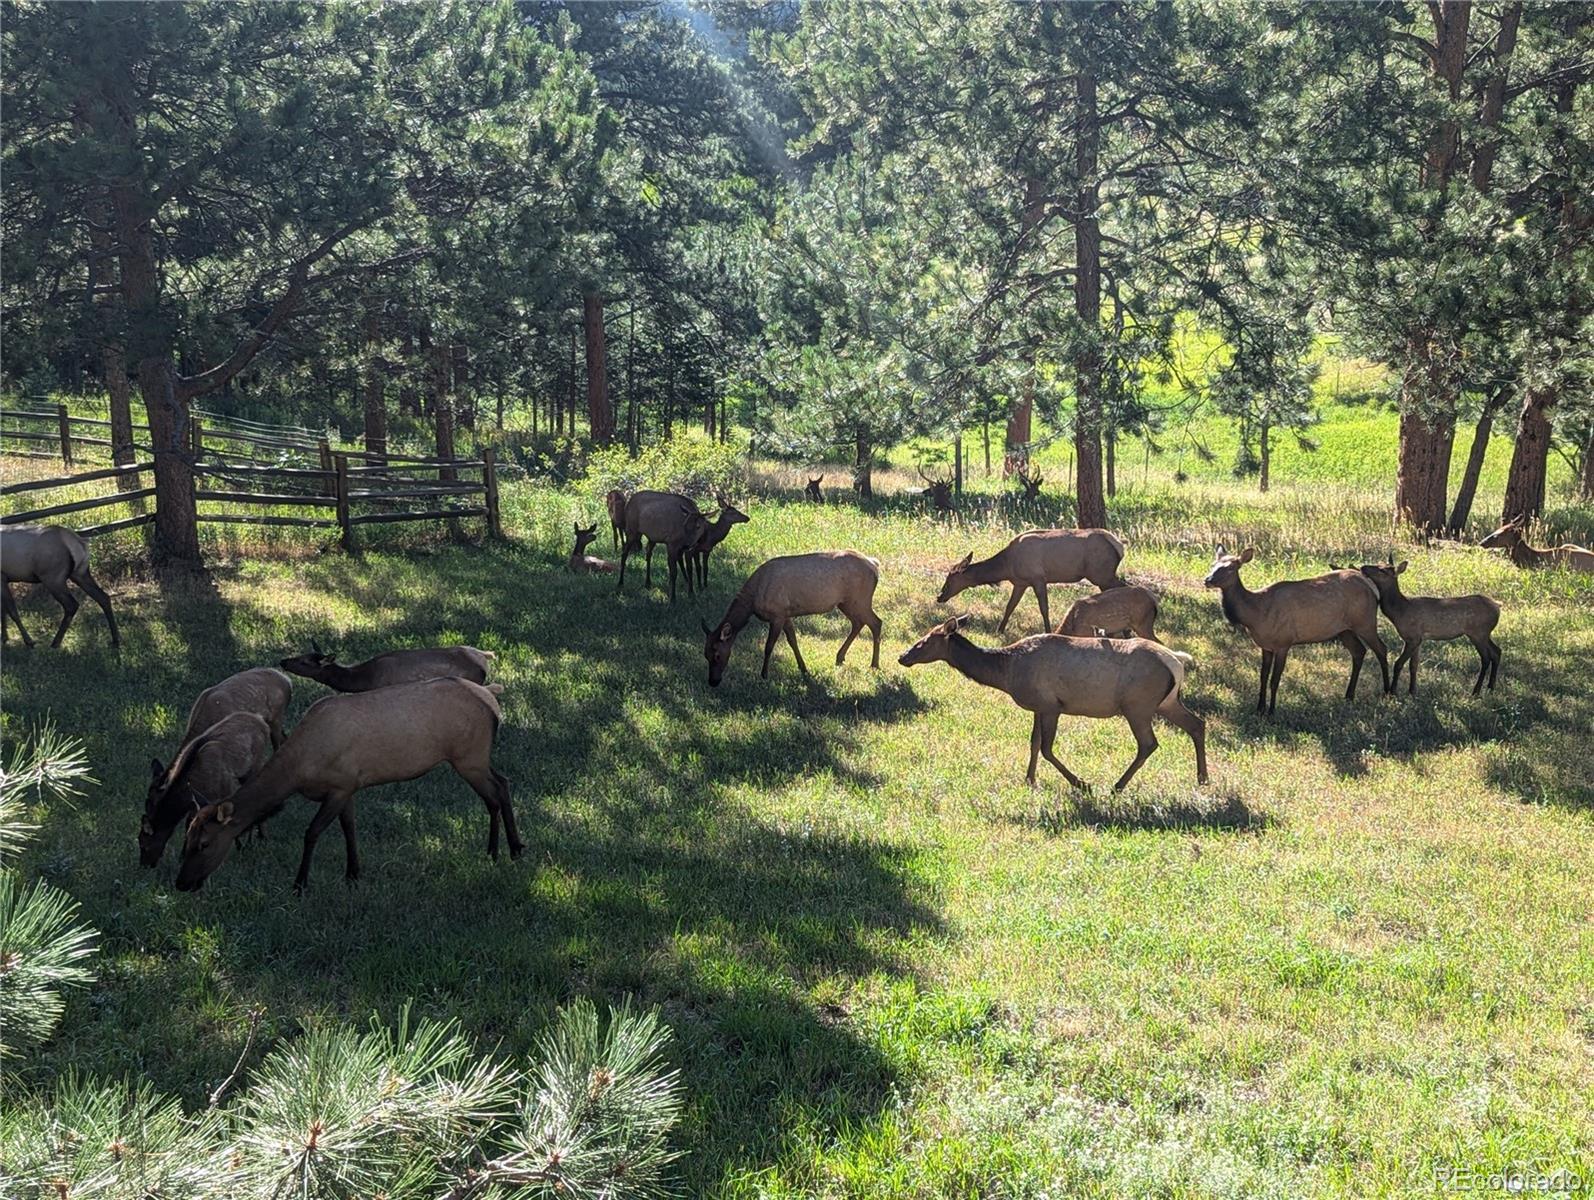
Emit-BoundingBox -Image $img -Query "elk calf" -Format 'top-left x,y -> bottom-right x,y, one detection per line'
1357,560 -> 1501,695
605,489 -> 629,552
1057,586 -> 1160,642
1204,546 -> 1390,715
1480,519 -> 1594,572
141,712 -> 272,868
703,551 -> 882,685
938,528 -> 1127,633
569,523 -> 617,574
1,523 -> 120,648
182,666 -> 294,748
280,643 -> 494,692
176,678 -> 518,893
805,476 -> 824,504
899,616 -> 1207,790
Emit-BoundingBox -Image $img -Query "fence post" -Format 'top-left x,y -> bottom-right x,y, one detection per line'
319,439 -> 334,496
483,447 -> 502,539
334,454 -> 352,552
191,418 -> 204,460
56,403 -> 72,465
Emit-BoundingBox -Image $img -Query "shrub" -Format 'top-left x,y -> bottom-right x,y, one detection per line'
587,438 -> 744,504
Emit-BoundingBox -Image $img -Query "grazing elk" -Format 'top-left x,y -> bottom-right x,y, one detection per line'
1203,546 -> 1390,715
1479,518 -> 1594,572
938,528 -> 1128,633
176,678 -> 519,893
688,498 -> 750,589
918,466 -> 954,513
1356,559 -> 1501,696
141,712 -> 272,868
569,523 -> 617,574
1,523 -> 120,648
604,489 -> 629,553
899,615 -> 1207,790
703,551 -> 882,685
616,490 -> 709,602
805,476 -> 824,503
280,642 -> 494,691
181,666 -> 294,749
1057,585 -> 1161,642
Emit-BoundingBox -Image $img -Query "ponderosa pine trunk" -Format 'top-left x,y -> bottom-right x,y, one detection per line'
453,343 -> 473,431
1501,387 -> 1554,523
362,309 -> 387,466
584,291 -> 612,444
1105,427 -> 1116,498
1447,389 -> 1507,533
1073,72 -> 1107,530
854,429 -> 873,499
1259,421 -> 1271,493
1579,426 -> 1594,502
1003,175 -> 1045,471
430,338 -> 457,483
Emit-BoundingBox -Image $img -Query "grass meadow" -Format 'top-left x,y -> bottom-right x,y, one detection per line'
2,404 -> 1592,1197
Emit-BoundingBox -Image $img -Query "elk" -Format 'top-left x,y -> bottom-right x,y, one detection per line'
899,615 -> 1207,790
937,528 -> 1128,633
1356,560 -> 1501,696
279,642 -> 494,692
568,523 -> 618,574
175,678 -> 519,893
1015,469 -> 1044,503
918,466 -> 954,513
1203,546 -> 1390,715
805,476 -> 824,504
1057,585 -> 1161,642
140,712 -> 272,868
616,490 -> 709,602
1479,518 -> 1594,572
688,498 -> 750,590
181,666 -> 294,748
1,523 -> 120,648
702,551 -> 882,685
604,489 -> 628,552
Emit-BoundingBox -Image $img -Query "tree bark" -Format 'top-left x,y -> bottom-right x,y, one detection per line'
853,429 -> 873,499
1258,420 -> 1270,493
362,308 -> 387,466
429,337 -> 457,482
1447,389 -> 1507,533
1073,72 -> 1107,529
1003,175 -> 1045,470
453,342 -> 473,431
1501,387 -> 1553,522
1470,2 -> 1521,192
1105,426 -> 1117,497
1579,424 -> 1594,502
583,291 -> 612,444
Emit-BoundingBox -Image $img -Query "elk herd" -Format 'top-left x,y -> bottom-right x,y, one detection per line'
1,485 -> 1589,897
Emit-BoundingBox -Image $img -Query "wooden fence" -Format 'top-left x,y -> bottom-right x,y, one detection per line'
1,402 -> 349,469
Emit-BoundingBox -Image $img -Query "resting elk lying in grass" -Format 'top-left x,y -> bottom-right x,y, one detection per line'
181,666 -> 293,748
1057,585 -> 1160,642
899,616 -> 1208,791
689,498 -> 750,589
1203,546 -> 1390,715
141,712 -> 272,868
617,490 -> 709,602
1,523 -> 120,648
1479,518 -> 1594,571
279,642 -> 494,691
703,550 -> 882,685
568,523 -> 617,574
176,678 -> 519,893
805,476 -> 824,503
1356,559 -> 1501,696
938,528 -> 1127,633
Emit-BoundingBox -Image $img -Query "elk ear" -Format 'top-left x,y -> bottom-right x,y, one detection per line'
1239,547 -> 1256,563
953,552 -> 972,572
215,801 -> 235,826
150,758 -> 165,782
719,624 -> 733,642
1396,560 -> 1409,574
1215,543 -> 1227,557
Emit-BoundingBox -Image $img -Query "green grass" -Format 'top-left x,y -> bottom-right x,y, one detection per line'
3,455 -> 1592,1196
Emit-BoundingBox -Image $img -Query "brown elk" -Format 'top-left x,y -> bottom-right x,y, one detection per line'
176,678 -> 519,893
688,498 -> 750,589
937,529 -> 1128,633
569,523 -> 618,574
1,523 -> 120,648
899,615 -> 1208,790
918,466 -> 954,513
1203,546 -> 1390,715
1356,560 -> 1501,696
805,476 -> 824,503
604,489 -> 629,552
616,490 -> 709,602
141,712 -> 272,868
1479,518 -> 1594,572
1015,469 -> 1044,503
280,642 -> 494,692
1057,586 -> 1161,642
181,667 -> 294,748
703,551 -> 882,685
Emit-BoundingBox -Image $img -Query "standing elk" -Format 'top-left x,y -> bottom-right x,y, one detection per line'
181,666 -> 294,749
1479,518 -> 1594,571
1,523 -> 120,648
937,528 -> 1128,633
176,678 -> 519,893
805,476 -> 824,503
1203,546 -> 1390,715
918,466 -> 954,513
604,489 -> 629,553
1356,559 -> 1501,695
569,523 -> 618,574
688,498 -> 750,589
141,712 -> 273,868
617,490 -> 709,602
703,550 -> 882,685
899,615 -> 1207,790
1057,585 -> 1161,642
280,642 -> 495,691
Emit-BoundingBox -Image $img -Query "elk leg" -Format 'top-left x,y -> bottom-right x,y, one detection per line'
493,769 -> 523,858
1033,583 -> 1051,633
867,610 -> 882,668
71,568 -> 119,648
1026,714 -> 1041,785
2,582 -> 32,648
459,764 -> 521,860
761,619 -> 781,678
1363,627 -> 1391,693
1257,650 -> 1274,713
784,623 -> 810,678
836,616 -> 862,666
1405,640 -> 1420,695
41,578 -> 79,648
1157,695 -> 1209,785
645,540 -> 656,589
997,584 -> 1027,632
1389,641 -> 1412,692
1038,712 -> 1088,790
1112,711 -> 1159,791
1267,648 -> 1288,715
616,541 -> 631,593
665,545 -> 678,603
339,804 -> 360,883
1338,632 -> 1367,700
293,795 -> 346,893
1487,638 -> 1501,690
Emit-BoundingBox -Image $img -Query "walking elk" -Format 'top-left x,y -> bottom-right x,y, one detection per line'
1,523 -> 120,648
1356,559 -> 1501,695
938,528 -> 1128,633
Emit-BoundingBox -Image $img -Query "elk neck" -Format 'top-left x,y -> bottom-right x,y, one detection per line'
944,633 -> 1015,693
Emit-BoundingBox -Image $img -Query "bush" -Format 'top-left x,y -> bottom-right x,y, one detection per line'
586,438 -> 744,504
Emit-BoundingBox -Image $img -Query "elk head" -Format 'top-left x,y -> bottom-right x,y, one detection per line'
1202,544 -> 1255,588
898,614 -> 972,667
1016,469 -> 1044,501
937,552 -> 975,603
918,465 -> 954,512
805,476 -> 824,502
701,617 -> 737,687
279,639 -> 335,681
174,796 -> 237,892
573,522 -> 600,555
